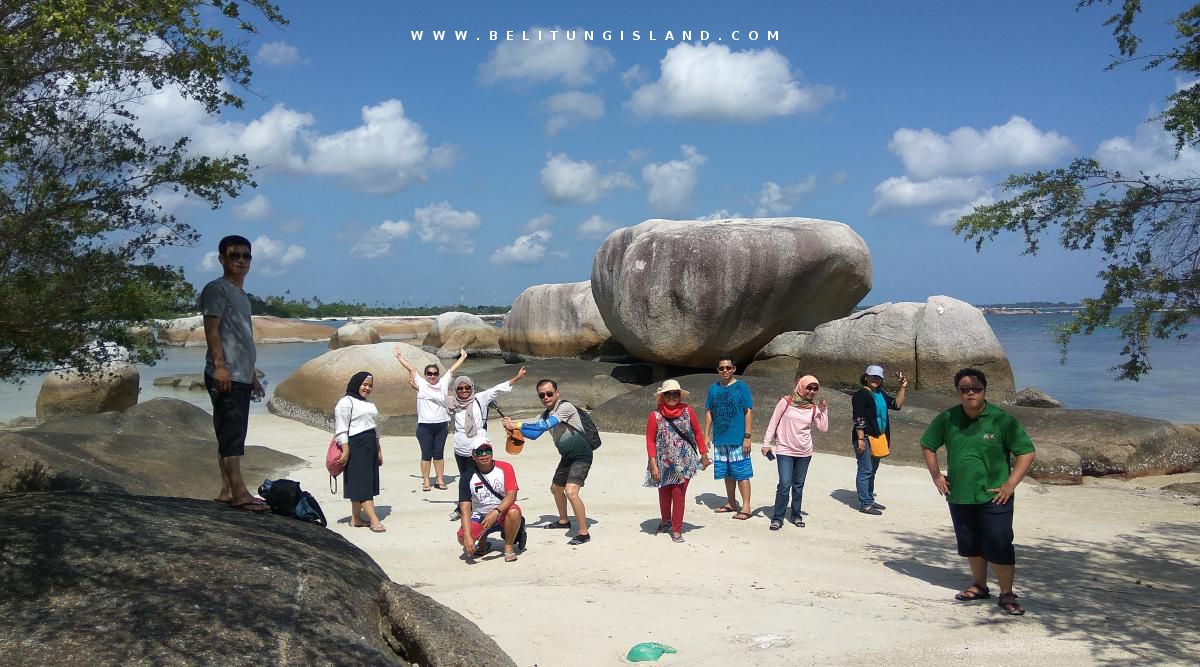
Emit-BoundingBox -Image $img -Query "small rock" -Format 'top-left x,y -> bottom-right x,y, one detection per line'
1011,386 -> 1063,408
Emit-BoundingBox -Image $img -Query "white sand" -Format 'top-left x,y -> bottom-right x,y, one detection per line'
249,414 -> 1200,666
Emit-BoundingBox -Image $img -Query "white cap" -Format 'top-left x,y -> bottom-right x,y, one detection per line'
864,365 -> 885,378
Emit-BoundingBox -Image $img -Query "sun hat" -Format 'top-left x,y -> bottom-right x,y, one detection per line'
863,364 -> 885,378
655,379 -> 690,398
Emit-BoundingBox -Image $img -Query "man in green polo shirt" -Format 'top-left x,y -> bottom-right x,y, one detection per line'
920,368 -> 1036,616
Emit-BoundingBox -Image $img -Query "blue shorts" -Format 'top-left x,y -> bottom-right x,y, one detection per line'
714,457 -> 753,481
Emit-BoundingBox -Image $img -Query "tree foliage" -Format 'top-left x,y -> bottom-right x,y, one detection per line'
0,0 -> 284,381
956,0 -> 1200,380
246,294 -> 510,319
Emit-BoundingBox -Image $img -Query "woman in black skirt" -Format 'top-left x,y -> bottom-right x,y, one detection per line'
335,371 -> 385,532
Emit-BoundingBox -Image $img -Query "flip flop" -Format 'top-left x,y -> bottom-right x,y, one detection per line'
422,483 -> 431,492
504,551 -> 518,562
230,499 -> 270,512
714,505 -> 737,514
434,482 -> 448,490
370,524 -> 387,533
733,511 -> 752,520
212,498 -> 231,504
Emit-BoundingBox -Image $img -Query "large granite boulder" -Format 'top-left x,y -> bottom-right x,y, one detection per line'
753,331 -> 811,361
0,493 -> 513,666
591,218 -> 871,367
269,343 -> 440,429
35,362 -> 140,420
500,281 -> 625,359
779,297 -> 1015,397
329,322 -> 382,349
0,398 -> 302,496
1010,386 -> 1064,408
424,312 -> 501,358
354,317 -> 436,342
157,315 -> 333,346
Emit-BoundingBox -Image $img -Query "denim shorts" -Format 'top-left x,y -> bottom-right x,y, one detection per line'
948,500 -> 1016,565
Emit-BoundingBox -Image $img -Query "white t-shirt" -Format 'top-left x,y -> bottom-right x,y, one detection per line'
451,381 -> 513,456
333,395 -> 379,445
415,374 -> 451,423
460,460 -> 518,514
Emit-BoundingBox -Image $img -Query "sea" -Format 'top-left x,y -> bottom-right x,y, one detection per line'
0,313 -> 1195,424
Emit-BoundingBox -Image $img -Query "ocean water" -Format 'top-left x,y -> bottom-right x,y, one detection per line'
0,313 -> 1195,424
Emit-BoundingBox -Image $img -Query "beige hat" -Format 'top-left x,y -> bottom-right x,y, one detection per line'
655,379 -> 690,398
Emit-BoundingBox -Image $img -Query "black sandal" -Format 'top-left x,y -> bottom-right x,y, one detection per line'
998,592 -> 1025,615
954,583 -> 991,601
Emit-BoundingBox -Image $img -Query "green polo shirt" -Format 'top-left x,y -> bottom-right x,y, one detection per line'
920,402 -> 1035,505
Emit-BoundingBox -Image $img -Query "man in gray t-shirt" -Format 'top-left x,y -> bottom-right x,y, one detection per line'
201,235 -> 267,512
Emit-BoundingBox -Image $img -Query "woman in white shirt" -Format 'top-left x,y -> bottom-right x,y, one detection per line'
334,371 -> 386,532
394,347 -> 467,492
444,366 -> 527,519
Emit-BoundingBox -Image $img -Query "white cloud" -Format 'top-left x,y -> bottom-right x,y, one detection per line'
540,153 -> 634,203
480,26 -> 614,86
628,43 -> 838,121
543,91 -> 604,135
576,214 -> 618,239
233,194 -> 272,220
1175,76 -> 1198,92
642,145 -> 707,215
257,41 -> 301,67
698,209 -> 742,220
868,176 -> 985,215
200,251 -> 219,271
250,234 -> 306,275
352,219 -> 414,259
888,116 -> 1073,180
621,64 -> 647,87
414,202 -> 481,254
523,214 -> 554,232
754,177 -> 817,216
931,195 -> 996,227
490,230 -> 551,265
1094,120 -> 1200,179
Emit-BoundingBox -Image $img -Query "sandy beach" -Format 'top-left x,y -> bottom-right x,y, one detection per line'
250,414 -> 1200,666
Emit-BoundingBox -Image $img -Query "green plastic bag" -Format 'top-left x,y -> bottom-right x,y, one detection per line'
626,642 -> 677,662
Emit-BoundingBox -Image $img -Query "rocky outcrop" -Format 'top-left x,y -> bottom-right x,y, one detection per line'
1011,387 -> 1064,408
269,343 -> 440,429
500,281 -> 625,359
329,322 -> 382,349
35,363 -> 140,420
753,331 -> 811,361
354,317 -> 436,342
772,297 -> 1015,397
591,217 -> 871,367
156,315 -> 333,346
1027,443 -> 1083,484
0,493 -> 513,666
0,398 -> 301,497
425,312 -> 501,358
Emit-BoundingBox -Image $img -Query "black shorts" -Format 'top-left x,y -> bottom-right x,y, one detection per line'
205,374 -> 251,458
552,456 -> 592,487
948,500 -> 1016,565
416,422 -> 448,461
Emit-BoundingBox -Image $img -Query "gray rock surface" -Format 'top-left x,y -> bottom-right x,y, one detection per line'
915,296 -> 1015,397
329,322 -> 383,349
0,493 -> 513,666
1011,386 -> 1064,408
790,302 -> 923,390
355,317 -> 436,341
591,217 -> 871,367
35,362 -> 140,420
1163,482 -> 1200,496
500,281 -> 625,359
753,331 -> 811,360
742,356 -> 802,379
0,398 -> 302,497
269,343 -> 440,429
425,312 -> 501,358
1027,443 -> 1083,484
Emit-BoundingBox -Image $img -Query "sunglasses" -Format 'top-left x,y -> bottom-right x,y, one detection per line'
804,384 -> 819,391
474,448 -> 493,456
225,251 -> 252,261
456,385 -> 472,392
663,391 -> 682,398
717,365 -> 734,371
958,385 -> 985,395
425,371 -> 440,376
537,391 -> 556,399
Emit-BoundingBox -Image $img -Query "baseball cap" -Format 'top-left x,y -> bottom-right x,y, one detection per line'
864,365 -> 885,378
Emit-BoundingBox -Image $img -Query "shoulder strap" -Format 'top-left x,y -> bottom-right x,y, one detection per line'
474,468 -> 505,500
663,409 -> 698,452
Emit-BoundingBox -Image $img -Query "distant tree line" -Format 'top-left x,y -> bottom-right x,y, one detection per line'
244,293 -> 508,318
975,301 -> 1079,309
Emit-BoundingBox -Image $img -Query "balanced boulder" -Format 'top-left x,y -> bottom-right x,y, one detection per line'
35,362 -> 140,420
329,322 -> 382,349
501,281 -> 624,359
355,317 -> 435,342
424,312 -> 501,358
591,217 -> 871,367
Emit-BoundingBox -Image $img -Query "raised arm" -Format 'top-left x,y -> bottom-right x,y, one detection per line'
447,348 -> 468,376
392,346 -> 419,388
508,366 -> 527,386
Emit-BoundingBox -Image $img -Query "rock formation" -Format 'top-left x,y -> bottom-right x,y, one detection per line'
500,281 -> 624,359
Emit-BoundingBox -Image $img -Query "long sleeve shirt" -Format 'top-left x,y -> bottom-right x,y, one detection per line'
764,397 -> 828,457
451,381 -> 513,456
333,395 -> 379,445
645,405 -> 708,457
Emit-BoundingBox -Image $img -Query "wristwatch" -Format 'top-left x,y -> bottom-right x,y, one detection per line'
744,433 -> 751,439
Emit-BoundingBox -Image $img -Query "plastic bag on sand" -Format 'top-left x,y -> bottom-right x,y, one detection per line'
626,642 -> 677,662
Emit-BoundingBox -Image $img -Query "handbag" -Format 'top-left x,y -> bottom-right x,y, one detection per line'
326,399 -> 352,492
868,433 -> 890,458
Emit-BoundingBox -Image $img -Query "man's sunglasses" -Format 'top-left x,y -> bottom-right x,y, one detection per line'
537,391 -> 556,399
958,385 -> 985,395
225,251 -> 252,261
717,365 -> 734,371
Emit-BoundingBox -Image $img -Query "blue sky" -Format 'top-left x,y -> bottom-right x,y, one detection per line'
142,1 -> 1192,307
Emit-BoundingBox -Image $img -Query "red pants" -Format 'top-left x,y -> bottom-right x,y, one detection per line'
658,479 -> 690,533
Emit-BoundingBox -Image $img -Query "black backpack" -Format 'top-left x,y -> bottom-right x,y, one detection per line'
561,400 -> 602,451
259,479 -> 328,527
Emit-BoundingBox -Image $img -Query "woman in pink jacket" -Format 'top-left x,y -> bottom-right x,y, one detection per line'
763,375 -> 829,530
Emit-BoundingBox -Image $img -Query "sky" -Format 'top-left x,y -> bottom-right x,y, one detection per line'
139,1 -> 1195,308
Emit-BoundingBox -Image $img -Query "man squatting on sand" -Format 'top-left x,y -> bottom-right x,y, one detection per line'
503,379 -> 594,545
201,235 -> 268,512
457,443 -> 526,562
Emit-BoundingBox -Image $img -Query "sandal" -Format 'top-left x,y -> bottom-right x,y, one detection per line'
714,505 -> 738,514
769,519 -> 782,531
791,517 -> 805,528
954,583 -> 991,601
543,520 -> 571,530
733,511 -> 751,520
434,482 -> 448,490
670,532 -> 685,543
997,592 -> 1025,616
421,482 -> 431,492
369,524 -> 387,533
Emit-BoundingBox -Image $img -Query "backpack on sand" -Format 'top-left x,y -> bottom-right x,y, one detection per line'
259,479 -> 328,528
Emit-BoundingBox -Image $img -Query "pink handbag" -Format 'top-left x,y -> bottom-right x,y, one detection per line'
326,437 -> 345,493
